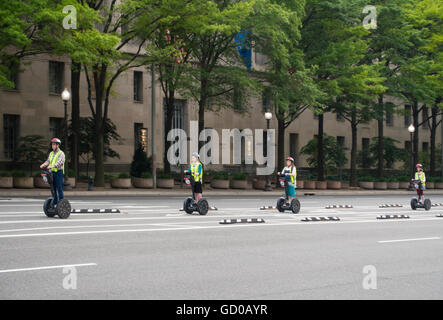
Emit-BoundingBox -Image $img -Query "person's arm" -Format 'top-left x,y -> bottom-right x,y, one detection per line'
53,152 -> 65,170
422,173 -> 426,183
40,154 -> 50,168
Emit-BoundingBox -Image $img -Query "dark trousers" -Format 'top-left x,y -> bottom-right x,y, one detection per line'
52,170 -> 64,205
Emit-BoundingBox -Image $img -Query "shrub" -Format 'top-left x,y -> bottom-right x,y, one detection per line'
358,175 -> 374,182
68,169 -> 75,178
397,175 -> 410,182
117,173 -> 130,179
432,177 -> 443,183
157,171 -> 172,179
0,172 -> 12,177
212,171 -> 229,180
12,170 -> 27,178
327,176 -> 340,181
375,177 -> 388,182
232,173 -> 247,181
141,171 -> 153,179
130,147 -> 152,178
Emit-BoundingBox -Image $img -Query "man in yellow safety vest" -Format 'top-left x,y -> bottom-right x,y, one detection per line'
40,138 -> 65,206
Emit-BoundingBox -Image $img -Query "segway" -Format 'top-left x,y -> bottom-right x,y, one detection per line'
183,172 -> 209,215
276,173 -> 300,214
410,179 -> 431,211
41,168 -> 71,219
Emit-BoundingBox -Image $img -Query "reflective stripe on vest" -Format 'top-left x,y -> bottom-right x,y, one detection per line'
49,150 -> 65,174
283,166 -> 296,184
191,163 -> 203,183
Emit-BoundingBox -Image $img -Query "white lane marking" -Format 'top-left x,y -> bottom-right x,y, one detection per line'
0,222 -> 200,233
378,237 -> 441,243
116,206 -> 170,208
0,263 -> 97,274
0,217 -> 442,239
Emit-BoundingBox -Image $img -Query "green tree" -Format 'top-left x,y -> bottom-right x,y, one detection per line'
14,135 -> 48,176
251,0 -> 324,170
178,0 -> 256,150
300,134 -> 347,176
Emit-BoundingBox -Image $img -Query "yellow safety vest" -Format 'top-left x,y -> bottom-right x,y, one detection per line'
191,163 -> 203,183
283,166 -> 297,184
415,171 -> 426,187
49,150 -> 65,174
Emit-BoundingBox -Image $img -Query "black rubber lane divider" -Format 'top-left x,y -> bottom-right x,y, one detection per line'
301,217 -> 340,222
219,218 -> 265,225
436,214 -> 443,218
432,203 -> 443,207
260,206 -> 276,210
379,204 -> 403,208
71,209 -> 120,213
325,205 -> 353,209
376,214 -> 409,219
304,193 -> 315,196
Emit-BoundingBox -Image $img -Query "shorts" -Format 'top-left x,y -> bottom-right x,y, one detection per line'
192,181 -> 203,194
286,184 -> 295,198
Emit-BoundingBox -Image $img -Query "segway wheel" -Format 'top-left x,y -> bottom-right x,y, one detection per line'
56,199 -> 71,219
410,198 -> 418,210
184,197 -> 194,214
424,199 -> 431,211
43,198 -> 56,218
276,198 -> 286,212
290,199 -> 301,214
197,199 -> 209,216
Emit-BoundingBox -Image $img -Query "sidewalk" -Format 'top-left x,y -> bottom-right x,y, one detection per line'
1,187 -> 443,197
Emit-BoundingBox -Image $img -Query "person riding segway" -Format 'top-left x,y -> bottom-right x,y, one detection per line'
276,156 -> 300,213
411,163 -> 431,211
39,138 -> 71,219
183,153 -> 209,215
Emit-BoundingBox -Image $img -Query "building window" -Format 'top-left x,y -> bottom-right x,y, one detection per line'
422,106 -> 429,129
405,141 -> 411,153
386,111 -> 393,126
3,114 -> 20,159
336,112 -> 344,121
361,138 -> 370,168
233,85 -> 243,111
422,142 -> 429,153
49,61 -> 64,94
289,133 -> 298,165
337,136 -> 345,149
404,105 -> 411,127
134,123 -> 147,152
262,88 -> 271,113
49,117 -> 63,140
133,71 -> 143,102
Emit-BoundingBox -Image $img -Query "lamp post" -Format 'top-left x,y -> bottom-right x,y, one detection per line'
61,88 -> 71,190
264,111 -> 273,191
408,124 -> 415,190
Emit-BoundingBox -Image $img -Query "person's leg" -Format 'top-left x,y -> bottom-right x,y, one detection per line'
54,171 -> 64,205
51,174 -> 58,207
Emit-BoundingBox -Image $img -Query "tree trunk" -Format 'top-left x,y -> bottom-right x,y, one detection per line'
377,95 -> 384,177
198,78 -> 208,152
163,93 -> 175,174
94,125 -> 105,187
93,65 -> 106,187
412,100 -> 419,166
430,106 -> 437,176
350,109 -> 358,187
317,113 -> 324,181
277,118 -> 285,171
71,62 -> 81,181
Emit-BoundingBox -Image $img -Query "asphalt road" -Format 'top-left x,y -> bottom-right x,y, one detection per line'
0,193 -> 442,300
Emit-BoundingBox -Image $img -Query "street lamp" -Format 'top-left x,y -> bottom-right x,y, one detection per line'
408,124 -> 415,190
61,88 -> 71,190
264,111 -> 273,191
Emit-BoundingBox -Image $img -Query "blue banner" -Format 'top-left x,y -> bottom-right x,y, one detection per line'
234,29 -> 252,73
